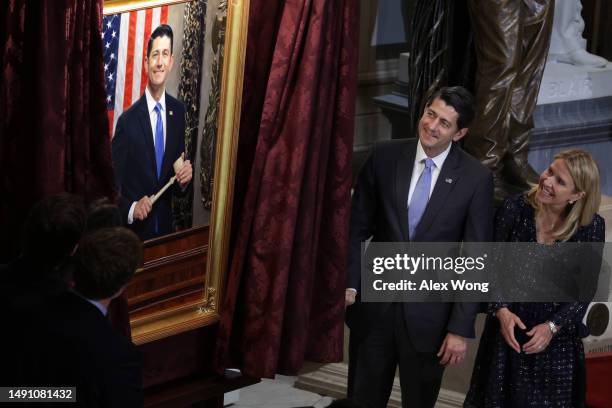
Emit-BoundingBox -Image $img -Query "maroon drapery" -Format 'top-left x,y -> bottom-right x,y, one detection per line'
215,0 -> 359,378
0,0 -> 115,261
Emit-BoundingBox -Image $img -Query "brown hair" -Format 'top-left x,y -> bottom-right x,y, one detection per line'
22,193 -> 85,274
73,227 -> 142,300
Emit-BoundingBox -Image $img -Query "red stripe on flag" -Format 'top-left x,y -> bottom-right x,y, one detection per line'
123,12 -> 138,111
139,8 -> 154,96
108,110 -> 115,139
161,6 -> 168,24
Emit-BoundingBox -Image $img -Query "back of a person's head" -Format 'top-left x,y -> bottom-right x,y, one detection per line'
73,227 -> 142,300
22,193 -> 86,272
85,197 -> 122,232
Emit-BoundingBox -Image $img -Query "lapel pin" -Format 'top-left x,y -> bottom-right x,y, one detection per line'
445,178 -> 453,184
169,110 -> 173,116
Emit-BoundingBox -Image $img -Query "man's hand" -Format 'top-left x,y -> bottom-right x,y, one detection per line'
134,196 -> 153,221
522,323 -> 553,354
345,289 -> 356,307
437,333 -> 467,366
496,307 -> 526,353
176,154 -> 193,188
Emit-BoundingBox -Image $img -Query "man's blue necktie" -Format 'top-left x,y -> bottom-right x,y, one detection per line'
154,102 -> 164,179
408,158 -> 435,239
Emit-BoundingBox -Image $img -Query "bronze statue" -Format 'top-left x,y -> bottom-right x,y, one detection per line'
464,0 -> 555,200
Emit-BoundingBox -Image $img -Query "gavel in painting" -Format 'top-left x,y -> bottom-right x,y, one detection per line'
151,155 -> 186,205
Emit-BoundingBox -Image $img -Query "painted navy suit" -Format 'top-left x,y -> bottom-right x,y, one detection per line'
112,93 -> 185,240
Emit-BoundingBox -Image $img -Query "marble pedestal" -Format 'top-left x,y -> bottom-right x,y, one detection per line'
537,61 -> 612,104
528,96 -> 612,195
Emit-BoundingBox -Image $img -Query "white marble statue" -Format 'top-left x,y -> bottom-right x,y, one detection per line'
549,0 -> 608,67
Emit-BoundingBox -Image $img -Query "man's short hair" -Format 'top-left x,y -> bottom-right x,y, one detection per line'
85,197 -> 122,232
73,227 -> 142,300
22,193 -> 86,271
147,24 -> 173,58
425,86 -> 475,130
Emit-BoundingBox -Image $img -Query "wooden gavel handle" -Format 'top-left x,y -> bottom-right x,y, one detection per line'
150,155 -> 185,205
151,176 -> 176,205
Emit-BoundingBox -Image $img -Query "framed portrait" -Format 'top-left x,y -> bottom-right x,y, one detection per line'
102,0 -> 249,344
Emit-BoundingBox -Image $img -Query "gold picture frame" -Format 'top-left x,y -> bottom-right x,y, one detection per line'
103,0 -> 249,344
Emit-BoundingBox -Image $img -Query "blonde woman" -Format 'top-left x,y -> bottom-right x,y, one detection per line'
464,149 -> 605,407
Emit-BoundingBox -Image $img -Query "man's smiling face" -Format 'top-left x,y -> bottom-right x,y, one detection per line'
417,97 -> 467,157
144,35 -> 173,91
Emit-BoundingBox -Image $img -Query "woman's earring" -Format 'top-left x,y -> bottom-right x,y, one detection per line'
569,200 -> 575,205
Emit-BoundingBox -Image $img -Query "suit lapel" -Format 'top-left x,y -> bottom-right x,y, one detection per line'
136,95 -> 158,181
413,143 -> 461,239
395,141 -> 417,241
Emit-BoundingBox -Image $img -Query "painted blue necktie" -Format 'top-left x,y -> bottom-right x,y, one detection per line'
154,102 -> 164,179
408,158 -> 434,239
153,102 -> 164,235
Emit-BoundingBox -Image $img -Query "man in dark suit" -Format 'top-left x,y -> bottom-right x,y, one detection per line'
0,193 -> 86,394
9,227 -> 144,407
112,24 -> 192,241
346,87 -> 494,408
0,193 -> 85,312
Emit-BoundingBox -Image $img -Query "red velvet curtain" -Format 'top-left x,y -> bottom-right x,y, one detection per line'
215,0 -> 359,378
586,352 -> 612,407
0,0 -> 115,261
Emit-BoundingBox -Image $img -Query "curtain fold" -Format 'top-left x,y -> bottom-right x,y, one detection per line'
0,0 -> 115,261
214,0 -> 359,378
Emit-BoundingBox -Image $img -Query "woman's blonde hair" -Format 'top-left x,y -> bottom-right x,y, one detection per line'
527,149 -> 601,242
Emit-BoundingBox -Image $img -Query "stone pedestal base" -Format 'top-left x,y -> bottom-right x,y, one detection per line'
537,61 -> 612,105
529,96 -> 612,195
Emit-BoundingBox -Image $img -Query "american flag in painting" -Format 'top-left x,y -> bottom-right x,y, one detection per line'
102,6 -> 169,137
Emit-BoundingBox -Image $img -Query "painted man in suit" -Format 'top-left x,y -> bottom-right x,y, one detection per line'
112,24 -> 192,240
345,87 -> 494,408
